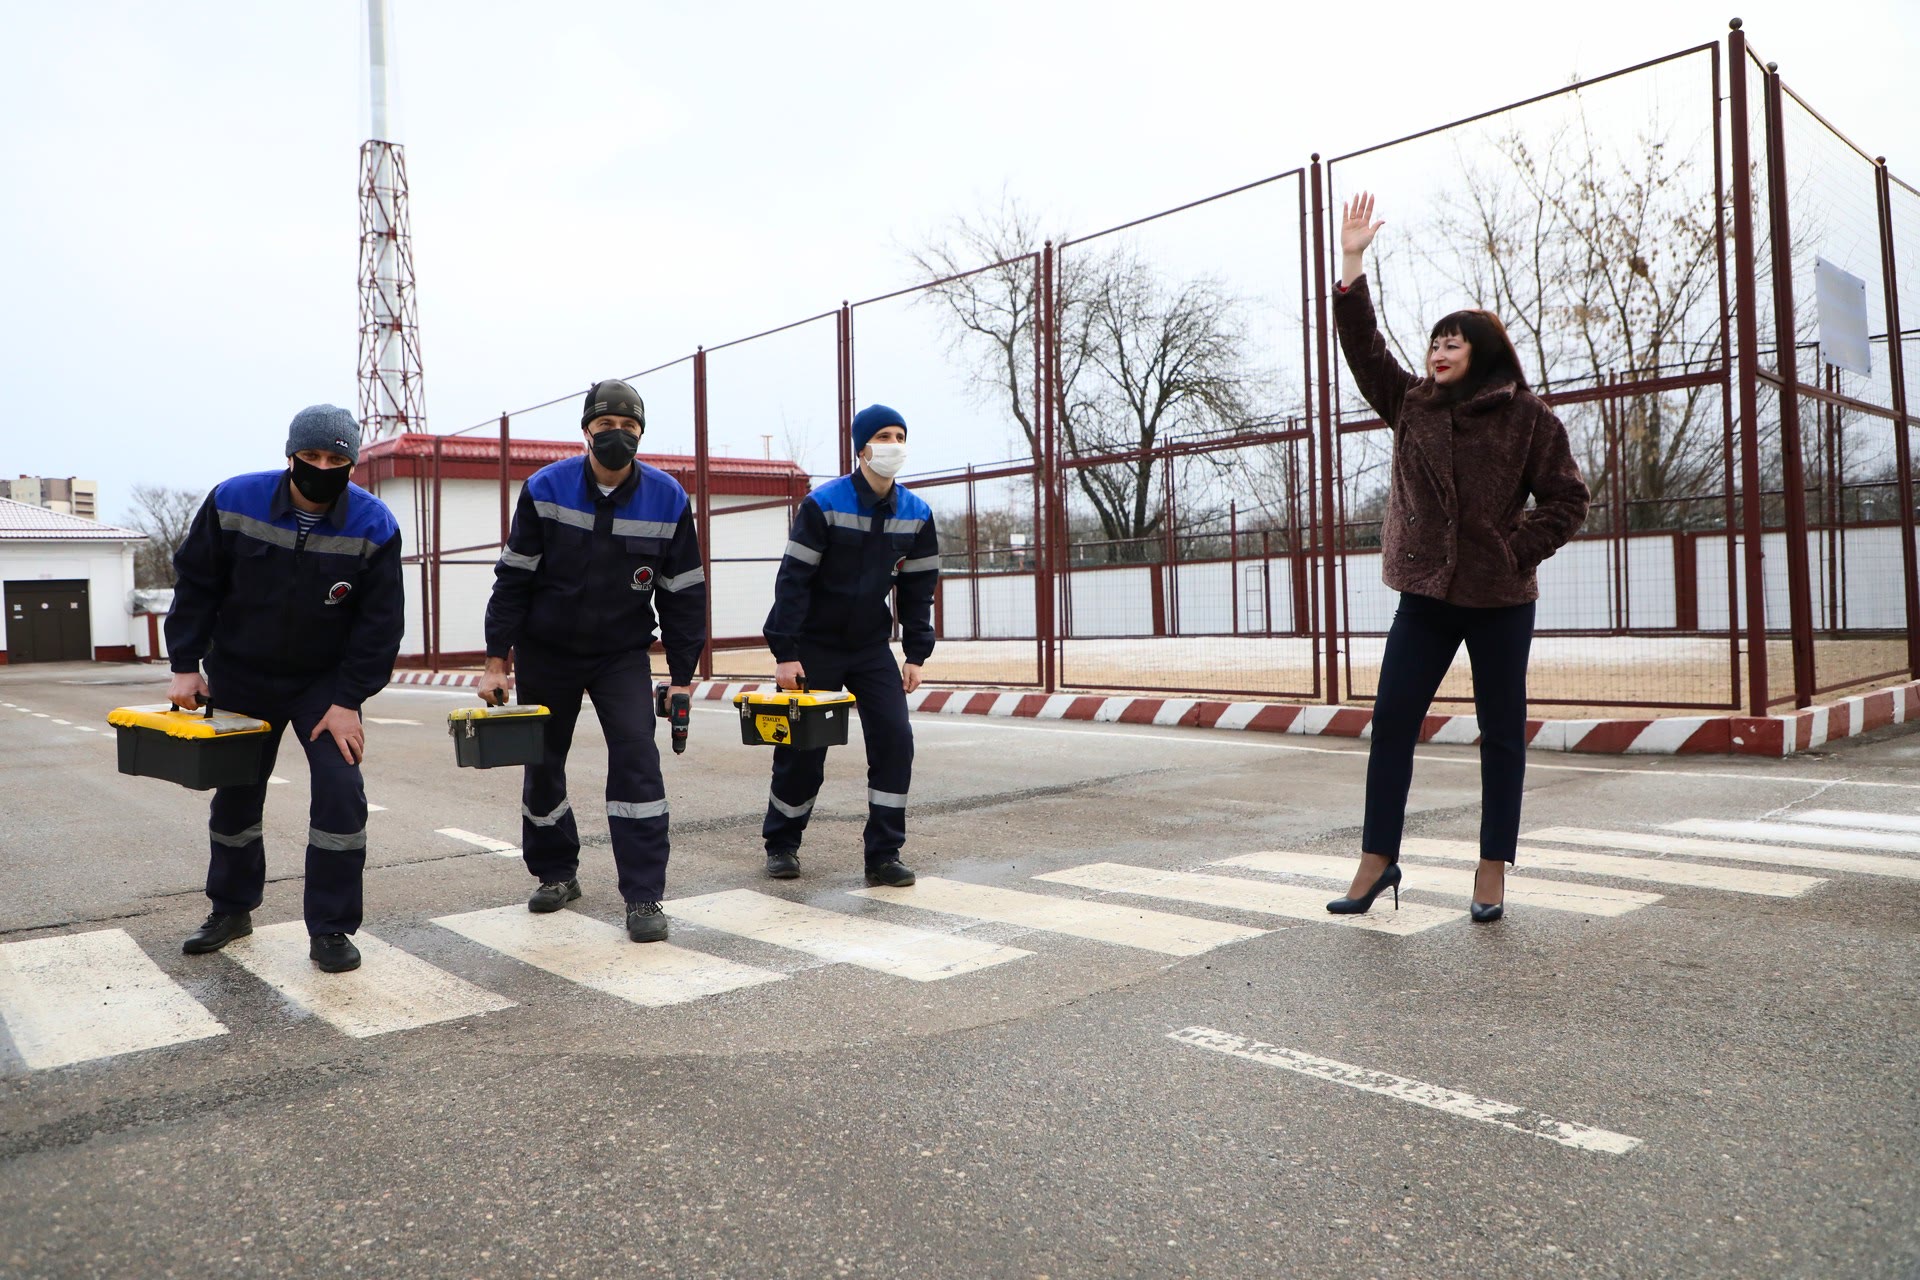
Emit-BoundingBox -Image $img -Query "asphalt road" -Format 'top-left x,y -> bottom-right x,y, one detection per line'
1,659 -> 1916,1279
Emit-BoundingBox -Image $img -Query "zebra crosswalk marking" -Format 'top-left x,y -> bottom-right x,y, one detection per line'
1035,863 -> 1461,935
668,889 -> 1032,981
438,828 -> 521,857
1529,827 -> 1920,881
1398,838 -> 1823,897
1213,851 -> 1661,916
0,929 -> 228,1070
853,876 -> 1266,955
222,923 -> 514,1038
1792,809 -> 1920,836
1665,818 -> 1920,857
433,905 -> 786,1007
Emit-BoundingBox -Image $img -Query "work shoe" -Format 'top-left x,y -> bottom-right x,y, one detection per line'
528,879 -> 582,913
182,911 -> 253,955
626,901 -> 669,944
765,850 -> 801,879
864,860 -> 917,888
309,933 -> 361,973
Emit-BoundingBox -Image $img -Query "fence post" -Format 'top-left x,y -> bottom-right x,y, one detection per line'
1727,20 -> 1771,716
693,347 -> 714,681
430,433 -> 444,671
1762,61 -> 1818,708
1309,155 -> 1342,705
1041,242 -> 1059,693
837,303 -> 854,478
498,413 -> 511,548
1874,157 -> 1920,677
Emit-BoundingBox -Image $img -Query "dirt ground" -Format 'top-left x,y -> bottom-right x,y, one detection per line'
709,635 -> 1911,717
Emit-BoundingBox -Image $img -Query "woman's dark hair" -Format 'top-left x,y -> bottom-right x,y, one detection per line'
1428,308 -> 1528,398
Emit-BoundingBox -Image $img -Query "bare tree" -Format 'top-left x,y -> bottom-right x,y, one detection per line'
912,197 -> 1269,562
124,484 -> 203,588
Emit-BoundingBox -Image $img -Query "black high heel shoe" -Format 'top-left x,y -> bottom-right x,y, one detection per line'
1326,863 -> 1401,915
1470,859 -> 1506,923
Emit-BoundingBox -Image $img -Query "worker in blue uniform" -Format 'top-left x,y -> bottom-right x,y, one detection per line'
761,403 -> 940,886
479,379 -> 707,942
166,405 -> 405,974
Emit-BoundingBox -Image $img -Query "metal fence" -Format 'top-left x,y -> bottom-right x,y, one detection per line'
382,19 -> 1918,717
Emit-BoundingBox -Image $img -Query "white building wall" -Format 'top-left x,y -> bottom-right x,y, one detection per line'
0,541 -> 140,656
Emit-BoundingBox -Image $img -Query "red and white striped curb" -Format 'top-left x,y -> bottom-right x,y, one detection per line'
387,669 -> 1919,758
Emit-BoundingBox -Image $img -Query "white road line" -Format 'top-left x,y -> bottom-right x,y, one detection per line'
0,929 -> 228,1070
50,719 -> 70,726
1036,863 -> 1461,935
31,713 -> 49,718
367,803 -> 388,813
222,923 -> 513,1039
668,889 -> 1031,981
438,828 -> 521,857
1794,809 -> 1920,835
1169,1026 -> 1642,1155
1667,818 -> 1920,856
852,876 -> 1266,956
1527,827 -> 1920,881
365,717 -> 421,726
433,905 -> 785,1007
268,775 -> 290,786
1214,851 -> 1661,917
74,725 -> 97,732
1398,838 -> 1823,898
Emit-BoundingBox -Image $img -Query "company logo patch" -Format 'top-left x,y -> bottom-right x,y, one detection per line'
325,581 -> 353,606
631,565 -> 655,592
892,556 -> 906,577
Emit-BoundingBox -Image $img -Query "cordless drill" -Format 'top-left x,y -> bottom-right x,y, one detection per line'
655,683 -> 691,754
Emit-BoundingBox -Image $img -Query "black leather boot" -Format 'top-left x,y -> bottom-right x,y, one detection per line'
182,911 -> 252,954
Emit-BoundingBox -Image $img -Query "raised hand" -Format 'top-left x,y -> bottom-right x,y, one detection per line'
1340,192 -> 1385,257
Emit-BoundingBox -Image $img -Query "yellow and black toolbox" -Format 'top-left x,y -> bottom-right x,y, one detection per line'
107,703 -> 274,791
447,704 -> 551,768
733,687 -> 857,749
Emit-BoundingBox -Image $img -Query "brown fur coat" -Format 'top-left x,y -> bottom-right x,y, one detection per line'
1333,274 -> 1590,608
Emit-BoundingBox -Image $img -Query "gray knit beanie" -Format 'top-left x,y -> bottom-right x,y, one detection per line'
286,405 -> 362,464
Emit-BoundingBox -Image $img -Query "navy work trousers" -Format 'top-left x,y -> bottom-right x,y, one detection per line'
203,662 -> 368,935
1362,593 -> 1536,864
514,644 -> 670,905
762,643 -> 913,867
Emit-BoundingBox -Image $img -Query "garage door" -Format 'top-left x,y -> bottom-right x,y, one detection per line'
4,580 -> 92,664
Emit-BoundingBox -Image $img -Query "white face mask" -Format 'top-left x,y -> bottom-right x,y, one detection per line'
865,441 -> 908,479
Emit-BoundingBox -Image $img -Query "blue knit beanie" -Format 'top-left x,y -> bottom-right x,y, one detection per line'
852,404 -> 907,457
286,404 -> 362,465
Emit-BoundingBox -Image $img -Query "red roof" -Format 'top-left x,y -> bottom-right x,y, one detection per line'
356,434 -> 811,499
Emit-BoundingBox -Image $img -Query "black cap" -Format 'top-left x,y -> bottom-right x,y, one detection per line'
581,379 -> 646,430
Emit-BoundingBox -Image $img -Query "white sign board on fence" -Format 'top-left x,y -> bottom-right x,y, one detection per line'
1815,256 -> 1871,376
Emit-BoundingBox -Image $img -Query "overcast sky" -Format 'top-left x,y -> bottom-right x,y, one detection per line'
2,0 -> 1914,523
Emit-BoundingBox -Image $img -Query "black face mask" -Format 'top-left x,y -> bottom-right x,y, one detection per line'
588,428 -> 640,471
290,457 -> 351,505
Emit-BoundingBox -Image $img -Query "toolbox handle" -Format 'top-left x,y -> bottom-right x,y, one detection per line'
167,694 -> 213,719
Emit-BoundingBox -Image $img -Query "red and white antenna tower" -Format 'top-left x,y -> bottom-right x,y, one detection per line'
357,0 -> 425,440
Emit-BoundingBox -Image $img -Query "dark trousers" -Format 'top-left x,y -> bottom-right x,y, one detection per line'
1363,593 -> 1536,864
515,644 -> 670,905
203,664 -> 367,935
762,644 -> 913,866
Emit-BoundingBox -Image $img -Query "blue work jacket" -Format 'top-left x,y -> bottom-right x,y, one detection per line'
166,470 -> 405,706
484,456 -> 708,684
764,470 -> 940,664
